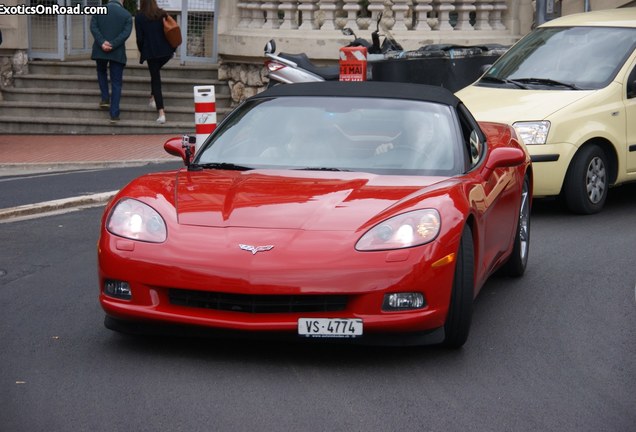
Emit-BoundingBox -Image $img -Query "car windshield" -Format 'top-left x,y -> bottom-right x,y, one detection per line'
195,96 -> 464,176
481,26 -> 636,90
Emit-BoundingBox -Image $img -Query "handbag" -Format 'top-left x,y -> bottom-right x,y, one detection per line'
163,14 -> 182,49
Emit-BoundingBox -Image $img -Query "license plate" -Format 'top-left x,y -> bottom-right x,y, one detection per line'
298,318 -> 363,338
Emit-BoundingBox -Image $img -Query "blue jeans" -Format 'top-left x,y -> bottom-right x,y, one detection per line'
96,59 -> 125,119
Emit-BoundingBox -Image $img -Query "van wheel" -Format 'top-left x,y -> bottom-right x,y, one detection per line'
563,145 -> 608,214
442,226 -> 474,349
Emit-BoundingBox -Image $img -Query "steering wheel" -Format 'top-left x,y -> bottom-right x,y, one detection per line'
376,143 -> 428,169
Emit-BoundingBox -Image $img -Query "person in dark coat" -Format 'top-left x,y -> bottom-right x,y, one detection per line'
135,0 -> 176,124
90,0 -> 133,123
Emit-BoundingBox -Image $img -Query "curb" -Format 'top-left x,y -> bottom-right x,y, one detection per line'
0,191 -> 118,221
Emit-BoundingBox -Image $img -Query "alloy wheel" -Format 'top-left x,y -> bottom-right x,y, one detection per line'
586,156 -> 606,205
518,178 -> 530,264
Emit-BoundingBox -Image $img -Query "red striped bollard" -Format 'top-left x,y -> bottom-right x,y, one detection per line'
194,86 -> 217,151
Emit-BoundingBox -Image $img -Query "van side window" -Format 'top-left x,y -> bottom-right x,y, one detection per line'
627,65 -> 636,99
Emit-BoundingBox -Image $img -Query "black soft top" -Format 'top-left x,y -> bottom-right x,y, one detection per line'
253,81 -> 460,107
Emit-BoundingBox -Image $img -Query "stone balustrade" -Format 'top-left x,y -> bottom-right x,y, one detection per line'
217,0 -> 530,61
234,0 -> 509,33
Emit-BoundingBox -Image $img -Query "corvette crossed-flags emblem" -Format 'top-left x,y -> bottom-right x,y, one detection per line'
239,244 -> 274,255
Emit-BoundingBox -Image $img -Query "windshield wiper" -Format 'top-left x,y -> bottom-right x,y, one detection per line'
513,78 -> 581,90
295,167 -> 350,172
190,162 -> 252,171
479,75 -> 528,89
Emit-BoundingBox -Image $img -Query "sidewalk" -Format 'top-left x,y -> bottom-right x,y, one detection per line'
0,134 -> 185,221
0,134 -> 179,175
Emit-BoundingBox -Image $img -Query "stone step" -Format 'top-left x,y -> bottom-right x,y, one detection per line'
0,100 -> 232,123
27,59 -> 219,80
0,60 -> 234,135
1,87 -> 231,109
0,114 -> 198,135
13,74 -> 227,94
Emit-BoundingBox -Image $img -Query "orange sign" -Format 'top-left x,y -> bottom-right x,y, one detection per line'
339,46 -> 368,81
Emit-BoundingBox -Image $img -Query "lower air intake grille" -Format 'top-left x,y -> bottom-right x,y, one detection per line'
169,289 -> 347,313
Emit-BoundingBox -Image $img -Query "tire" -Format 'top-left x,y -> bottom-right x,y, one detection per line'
442,226 -> 475,349
501,174 -> 531,277
563,145 -> 608,214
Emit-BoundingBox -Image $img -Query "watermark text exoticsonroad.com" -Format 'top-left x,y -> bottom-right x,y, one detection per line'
0,3 -> 107,15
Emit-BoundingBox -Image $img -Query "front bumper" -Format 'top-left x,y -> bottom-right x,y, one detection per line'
527,142 -> 578,197
98,227 -> 458,343
104,315 -> 446,346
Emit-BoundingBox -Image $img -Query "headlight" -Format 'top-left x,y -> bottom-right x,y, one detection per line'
355,209 -> 441,251
107,198 -> 167,243
513,121 -> 550,145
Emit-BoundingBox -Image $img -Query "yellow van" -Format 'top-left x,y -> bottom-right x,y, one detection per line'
456,8 -> 636,214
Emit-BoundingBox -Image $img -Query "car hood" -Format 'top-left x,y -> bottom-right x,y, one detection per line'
175,170 -> 449,230
456,85 -> 593,122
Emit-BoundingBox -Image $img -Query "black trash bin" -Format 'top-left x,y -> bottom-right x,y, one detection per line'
370,44 -> 509,92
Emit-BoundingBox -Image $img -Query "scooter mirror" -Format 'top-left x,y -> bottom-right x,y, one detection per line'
376,12 -> 383,29
264,39 -> 276,54
342,28 -> 354,37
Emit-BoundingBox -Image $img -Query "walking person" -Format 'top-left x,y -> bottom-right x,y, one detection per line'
90,0 -> 133,124
135,0 -> 176,124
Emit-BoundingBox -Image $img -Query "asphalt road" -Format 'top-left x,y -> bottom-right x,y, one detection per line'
0,177 -> 635,431
0,162 -> 181,209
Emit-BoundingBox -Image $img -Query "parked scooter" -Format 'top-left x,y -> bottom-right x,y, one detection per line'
264,14 -> 403,86
264,39 -> 340,86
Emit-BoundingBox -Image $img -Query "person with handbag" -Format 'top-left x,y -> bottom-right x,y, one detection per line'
135,0 -> 176,124
90,0 -> 133,123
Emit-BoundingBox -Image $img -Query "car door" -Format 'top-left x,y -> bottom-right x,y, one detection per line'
459,106 -> 518,281
480,160 -> 519,272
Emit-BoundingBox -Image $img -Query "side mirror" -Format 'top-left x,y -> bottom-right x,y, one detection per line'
164,135 -> 195,166
376,12 -> 383,30
264,39 -> 276,54
485,147 -> 526,172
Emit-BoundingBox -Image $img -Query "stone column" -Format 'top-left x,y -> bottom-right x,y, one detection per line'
298,0 -> 320,30
454,0 -> 476,31
413,0 -> 433,31
278,1 -> 299,29
473,0 -> 493,30
432,0 -> 455,31
237,1 -> 252,28
367,0 -> 386,21
247,1 -> 265,29
318,0 -> 338,30
392,0 -> 411,31
490,0 -> 508,30
342,0 -> 360,30
261,1 -> 281,29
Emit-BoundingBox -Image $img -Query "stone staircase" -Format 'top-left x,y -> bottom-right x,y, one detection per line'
0,59 -> 232,135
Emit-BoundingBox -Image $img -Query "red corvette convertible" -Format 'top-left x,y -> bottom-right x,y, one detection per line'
98,82 -> 532,348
